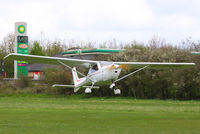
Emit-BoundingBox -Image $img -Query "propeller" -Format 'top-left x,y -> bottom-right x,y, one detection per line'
119,64 -> 130,70
109,64 -> 130,70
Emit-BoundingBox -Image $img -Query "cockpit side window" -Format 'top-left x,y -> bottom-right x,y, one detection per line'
88,64 -> 98,74
92,64 -> 98,71
88,64 -> 100,75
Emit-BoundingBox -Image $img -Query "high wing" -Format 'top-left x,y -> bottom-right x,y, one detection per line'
112,61 -> 195,83
4,53 -> 195,69
113,61 -> 195,69
4,53 -> 98,68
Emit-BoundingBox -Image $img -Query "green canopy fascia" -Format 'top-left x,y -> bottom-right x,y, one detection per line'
62,49 -> 124,55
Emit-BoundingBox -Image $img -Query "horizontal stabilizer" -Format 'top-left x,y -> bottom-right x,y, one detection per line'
82,86 -> 100,89
52,84 -> 99,89
52,84 -> 75,88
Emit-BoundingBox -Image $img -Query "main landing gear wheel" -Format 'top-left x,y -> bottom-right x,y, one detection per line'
85,88 -> 92,94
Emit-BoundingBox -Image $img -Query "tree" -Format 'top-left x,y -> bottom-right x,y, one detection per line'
0,33 -> 15,78
30,41 -> 45,56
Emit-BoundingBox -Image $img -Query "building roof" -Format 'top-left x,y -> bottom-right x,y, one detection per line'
62,48 -> 124,56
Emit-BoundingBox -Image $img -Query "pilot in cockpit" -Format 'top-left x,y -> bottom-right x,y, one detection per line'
91,64 -> 98,73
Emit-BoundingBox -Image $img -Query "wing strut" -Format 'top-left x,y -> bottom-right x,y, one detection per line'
57,60 -> 86,77
57,60 -> 94,83
114,65 -> 149,83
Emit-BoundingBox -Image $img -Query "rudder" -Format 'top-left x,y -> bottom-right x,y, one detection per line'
72,67 -> 86,88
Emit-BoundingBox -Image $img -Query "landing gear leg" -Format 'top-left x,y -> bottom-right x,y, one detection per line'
109,82 -> 115,89
85,82 -> 95,94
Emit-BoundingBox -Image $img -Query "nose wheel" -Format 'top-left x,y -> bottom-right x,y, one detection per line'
114,89 -> 121,95
110,83 -> 121,95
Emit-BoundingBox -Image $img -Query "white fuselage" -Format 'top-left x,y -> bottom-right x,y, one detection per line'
87,64 -> 121,83
75,62 -> 122,87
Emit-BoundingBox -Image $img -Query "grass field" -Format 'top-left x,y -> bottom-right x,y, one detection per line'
0,94 -> 200,134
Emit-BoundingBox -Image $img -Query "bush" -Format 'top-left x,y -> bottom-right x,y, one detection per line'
15,75 -> 30,88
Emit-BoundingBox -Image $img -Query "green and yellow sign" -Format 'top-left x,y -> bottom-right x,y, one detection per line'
17,36 -> 28,77
17,36 -> 28,54
18,25 -> 26,34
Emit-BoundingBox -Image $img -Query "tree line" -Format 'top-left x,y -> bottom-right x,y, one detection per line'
0,33 -> 200,100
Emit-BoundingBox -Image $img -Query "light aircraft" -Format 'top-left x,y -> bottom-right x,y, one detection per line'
4,53 -> 195,94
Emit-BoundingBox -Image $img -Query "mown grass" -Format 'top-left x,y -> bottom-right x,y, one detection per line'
0,94 -> 200,134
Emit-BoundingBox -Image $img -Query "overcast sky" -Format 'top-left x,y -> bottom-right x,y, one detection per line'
0,0 -> 200,44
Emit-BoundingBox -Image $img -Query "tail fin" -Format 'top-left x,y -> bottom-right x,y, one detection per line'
72,67 -> 86,91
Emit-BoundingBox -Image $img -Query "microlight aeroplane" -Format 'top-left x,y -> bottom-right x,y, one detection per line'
4,52 -> 195,94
